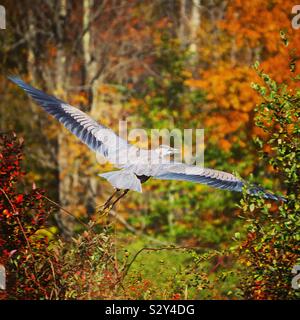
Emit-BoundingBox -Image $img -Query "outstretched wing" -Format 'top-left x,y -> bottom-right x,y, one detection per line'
9,77 -> 130,163
152,163 -> 284,201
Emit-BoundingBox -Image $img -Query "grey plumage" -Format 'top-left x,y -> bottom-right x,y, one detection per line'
8,77 -> 131,164
9,77 -> 285,202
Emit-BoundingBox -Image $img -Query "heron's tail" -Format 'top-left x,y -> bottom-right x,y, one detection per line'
98,170 -> 142,193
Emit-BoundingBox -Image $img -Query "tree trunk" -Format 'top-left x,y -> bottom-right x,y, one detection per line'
178,0 -> 187,46
54,0 -> 76,238
81,0 -> 103,217
189,0 -> 201,56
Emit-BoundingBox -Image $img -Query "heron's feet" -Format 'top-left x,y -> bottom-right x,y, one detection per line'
95,189 -> 129,217
96,202 -> 114,217
96,205 -> 112,218
96,188 -> 120,216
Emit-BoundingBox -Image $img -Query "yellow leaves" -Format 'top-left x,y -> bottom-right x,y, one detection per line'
231,96 -> 240,110
44,122 -> 60,140
98,84 -> 117,95
181,109 -> 191,119
184,78 -> 202,88
71,93 -> 88,106
53,87 -> 66,99
181,70 -> 192,79
26,171 -> 42,183
195,184 -> 204,192
34,227 -> 58,240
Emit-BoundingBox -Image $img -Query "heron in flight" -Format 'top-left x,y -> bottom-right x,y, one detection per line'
9,77 -> 285,212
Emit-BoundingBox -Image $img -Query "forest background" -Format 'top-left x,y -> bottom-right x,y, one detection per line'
0,0 -> 299,299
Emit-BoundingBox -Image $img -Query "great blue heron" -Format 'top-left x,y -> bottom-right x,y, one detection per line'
9,77 -> 285,212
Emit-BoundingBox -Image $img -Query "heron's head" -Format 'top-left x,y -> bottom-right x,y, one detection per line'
155,144 -> 180,157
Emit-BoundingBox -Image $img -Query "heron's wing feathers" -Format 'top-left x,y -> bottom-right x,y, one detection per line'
9,77 -> 129,160
153,163 -> 284,201
154,164 -> 243,191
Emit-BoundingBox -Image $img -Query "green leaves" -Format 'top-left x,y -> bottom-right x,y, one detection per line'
279,30 -> 289,47
238,63 -> 300,299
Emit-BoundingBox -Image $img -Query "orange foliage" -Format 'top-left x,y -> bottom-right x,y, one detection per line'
187,0 -> 300,152
222,0 -> 300,83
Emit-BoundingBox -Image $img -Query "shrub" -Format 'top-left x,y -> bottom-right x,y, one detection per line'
237,63 -> 300,299
0,133 -> 119,299
0,132 -> 55,298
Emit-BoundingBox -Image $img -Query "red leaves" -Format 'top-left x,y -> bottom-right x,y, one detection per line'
34,193 -> 42,200
2,249 -> 17,258
172,293 -> 181,300
15,195 -> 23,204
0,133 -> 50,226
0,132 -> 54,298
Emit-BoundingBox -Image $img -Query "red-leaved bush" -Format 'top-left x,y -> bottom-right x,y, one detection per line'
0,133 -> 123,300
0,132 -> 54,299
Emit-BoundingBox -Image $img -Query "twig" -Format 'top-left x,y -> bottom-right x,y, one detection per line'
48,258 -> 59,299
40,194 -> 92,231
209,255 -> 224,274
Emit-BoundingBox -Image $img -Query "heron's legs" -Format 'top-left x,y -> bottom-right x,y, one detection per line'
110,189 -> 129,210
96,188 -> 120,213
96,189 -> 129,217
103,188 -> 120,209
